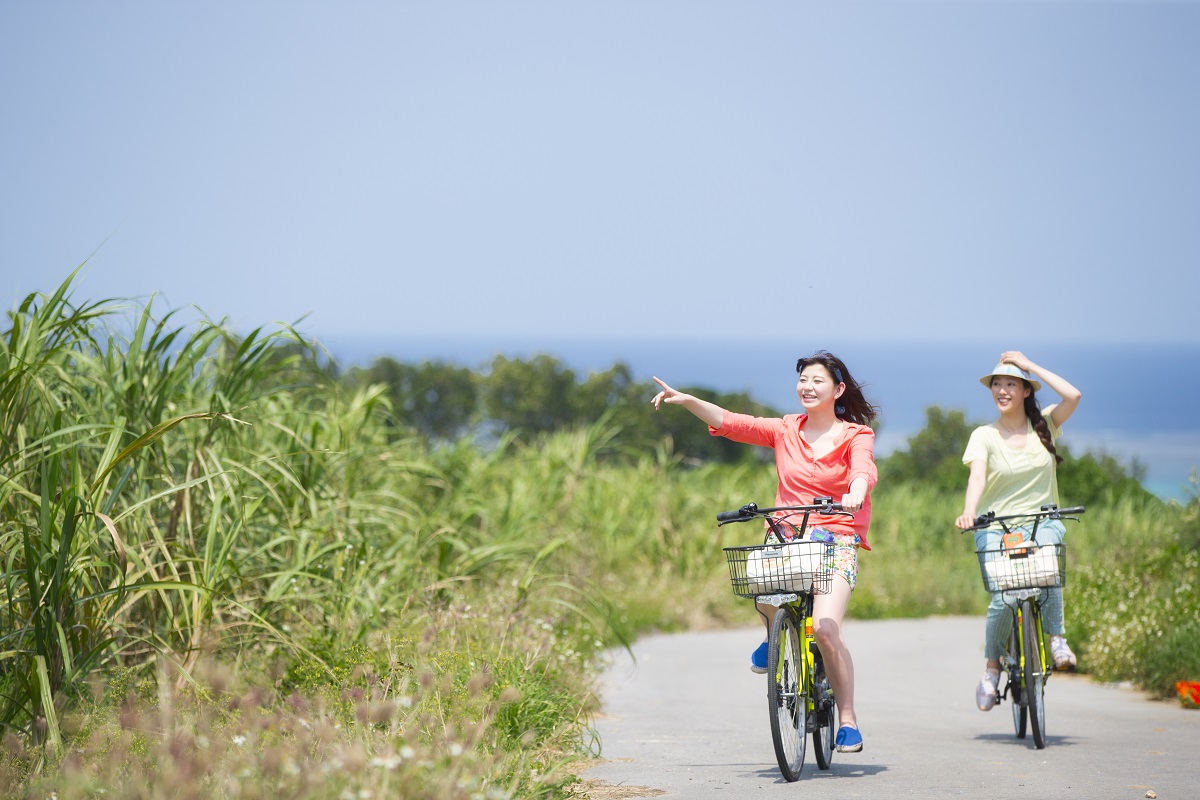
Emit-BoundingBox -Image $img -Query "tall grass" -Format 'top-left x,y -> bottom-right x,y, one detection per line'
1,274 -> 638,796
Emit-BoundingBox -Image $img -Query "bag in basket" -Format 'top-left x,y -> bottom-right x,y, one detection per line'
984,546 -> 1060,590
744,544 -> 818,594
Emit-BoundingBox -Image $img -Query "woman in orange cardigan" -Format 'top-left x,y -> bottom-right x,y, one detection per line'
652,350 -> 878,754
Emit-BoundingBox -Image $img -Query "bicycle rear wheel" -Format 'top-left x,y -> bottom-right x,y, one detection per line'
811,647 -> 834,770
1008,623 -> 1026,739
767,607 -> 808,781
1023,600 -> 1048,749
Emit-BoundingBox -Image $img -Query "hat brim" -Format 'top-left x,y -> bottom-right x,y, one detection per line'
979,373 -> 1042,393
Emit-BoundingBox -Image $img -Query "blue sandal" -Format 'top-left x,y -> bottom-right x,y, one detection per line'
835,725 -> 863,753
750,641 -> 769,674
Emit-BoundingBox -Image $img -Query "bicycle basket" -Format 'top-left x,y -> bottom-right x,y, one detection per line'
976,544 -> 1066,592
724,540 -> 832,597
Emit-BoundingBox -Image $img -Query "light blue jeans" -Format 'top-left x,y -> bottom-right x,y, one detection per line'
974,520 -> 1066,660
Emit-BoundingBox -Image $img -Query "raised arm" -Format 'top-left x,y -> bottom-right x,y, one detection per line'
1001,351 -> 1082,428
651,376 -> 726,429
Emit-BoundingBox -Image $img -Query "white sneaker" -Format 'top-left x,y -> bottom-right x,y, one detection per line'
1050,636 -> 1077,670
976,670 -> 999,711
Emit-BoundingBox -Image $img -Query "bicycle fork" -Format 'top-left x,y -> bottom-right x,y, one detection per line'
1026,603 -> 1049,684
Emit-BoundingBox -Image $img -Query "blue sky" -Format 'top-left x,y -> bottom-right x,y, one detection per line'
3,1 -> 1199,344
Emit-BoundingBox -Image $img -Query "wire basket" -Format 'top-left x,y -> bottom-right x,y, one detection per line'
724,540 -> 832,598
976,544 -> 1066,592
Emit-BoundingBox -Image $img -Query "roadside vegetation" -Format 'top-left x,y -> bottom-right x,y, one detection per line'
2,273 -> 1195,798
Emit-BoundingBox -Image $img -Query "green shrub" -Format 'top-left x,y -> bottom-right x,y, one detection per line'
1069,545 -> 1200,698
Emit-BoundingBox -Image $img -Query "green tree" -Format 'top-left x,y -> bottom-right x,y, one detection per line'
481,354 -> 578,435
878,406 -> 975,492
1056,445 -> 1158,508
571,363 -> 638,424
359,357 -> 479,440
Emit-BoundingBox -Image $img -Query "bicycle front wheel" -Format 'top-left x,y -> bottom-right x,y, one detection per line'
1023,600 -> 1048,749
767,607 -> 808,781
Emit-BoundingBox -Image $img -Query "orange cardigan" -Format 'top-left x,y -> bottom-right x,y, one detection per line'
710,412 -> 878,549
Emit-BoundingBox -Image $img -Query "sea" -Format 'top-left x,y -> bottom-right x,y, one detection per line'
319,336 -> 1200,503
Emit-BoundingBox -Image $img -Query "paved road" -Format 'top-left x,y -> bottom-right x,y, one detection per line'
584,617 -> 1199,799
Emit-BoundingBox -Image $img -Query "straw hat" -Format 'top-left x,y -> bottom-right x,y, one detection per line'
979,363 -> 1041,392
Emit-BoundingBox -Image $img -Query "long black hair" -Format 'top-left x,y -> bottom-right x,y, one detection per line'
1021,386 -> 1063,465
795,351 -> 879,426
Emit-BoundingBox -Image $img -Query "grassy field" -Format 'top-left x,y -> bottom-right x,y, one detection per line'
2,276 -> 1196,798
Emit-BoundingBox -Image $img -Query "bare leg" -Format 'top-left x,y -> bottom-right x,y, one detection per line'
811,575 -> 856,729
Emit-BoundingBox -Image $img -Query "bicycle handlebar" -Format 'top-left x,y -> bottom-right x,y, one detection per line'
964,504 -> 1086,533
716,498 -> 851,525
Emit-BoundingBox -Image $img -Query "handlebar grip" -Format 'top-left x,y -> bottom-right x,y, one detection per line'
717,502 -> 758,522
1056,506 -> 1086,515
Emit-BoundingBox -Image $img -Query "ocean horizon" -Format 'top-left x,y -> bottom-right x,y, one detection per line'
318,335 -> 1200,502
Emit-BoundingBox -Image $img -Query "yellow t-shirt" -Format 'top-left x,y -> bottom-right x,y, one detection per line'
962,407 -> 1063,518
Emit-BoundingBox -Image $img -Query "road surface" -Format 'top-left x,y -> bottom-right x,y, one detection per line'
583,616 -> 1199,799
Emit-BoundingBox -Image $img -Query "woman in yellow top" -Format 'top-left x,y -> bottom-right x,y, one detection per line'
954,351 -> 1082,712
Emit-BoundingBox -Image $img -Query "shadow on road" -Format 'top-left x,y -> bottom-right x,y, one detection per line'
744,763 -> 891,782
972,732 -> 1079,749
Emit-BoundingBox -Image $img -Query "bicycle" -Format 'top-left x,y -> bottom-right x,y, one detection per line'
719,498 -> 851,781
962,503 -> 1085,749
